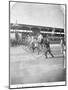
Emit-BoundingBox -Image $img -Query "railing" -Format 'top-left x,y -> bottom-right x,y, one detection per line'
10,29 -> 65,47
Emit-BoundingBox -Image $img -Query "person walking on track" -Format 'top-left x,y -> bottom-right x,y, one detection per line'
43,35 -> 54,58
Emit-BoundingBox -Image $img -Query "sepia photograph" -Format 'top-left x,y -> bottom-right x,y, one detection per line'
9,1 -> 66,88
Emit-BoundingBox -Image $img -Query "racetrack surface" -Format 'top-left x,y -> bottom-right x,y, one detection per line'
10,44 -> 66,85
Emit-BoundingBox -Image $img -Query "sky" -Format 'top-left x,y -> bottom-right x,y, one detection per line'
10,2 -> 65,28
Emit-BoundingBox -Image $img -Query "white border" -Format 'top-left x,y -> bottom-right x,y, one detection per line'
0,0 -> 67,90
10,81 -> 65,88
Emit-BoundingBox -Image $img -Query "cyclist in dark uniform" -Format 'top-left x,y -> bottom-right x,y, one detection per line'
43,36 -> 54,58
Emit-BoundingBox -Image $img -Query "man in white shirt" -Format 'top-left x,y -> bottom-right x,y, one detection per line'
37,33 -> 43,51
37,33 -> 43,44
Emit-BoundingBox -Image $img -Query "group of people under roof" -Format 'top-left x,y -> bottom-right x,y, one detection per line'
27,32 -> 54,58
26,32 -> 66,58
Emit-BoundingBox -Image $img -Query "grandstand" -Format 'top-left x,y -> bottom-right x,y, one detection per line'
10,23 -> 65,46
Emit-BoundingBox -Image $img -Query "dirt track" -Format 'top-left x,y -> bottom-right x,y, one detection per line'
10,44 -> 66,85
